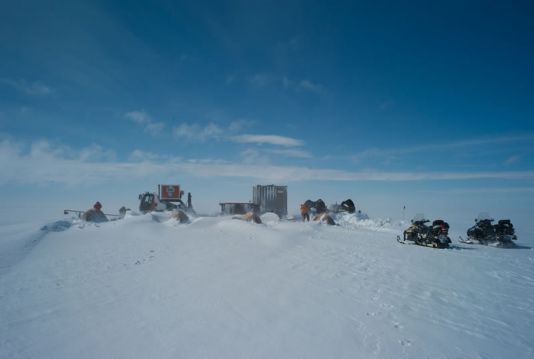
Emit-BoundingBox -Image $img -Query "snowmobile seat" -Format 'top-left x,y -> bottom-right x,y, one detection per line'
495,219 -> 514,235
432,219 -> 449,229
432,219 -> 447,227
431,220 -> 449,236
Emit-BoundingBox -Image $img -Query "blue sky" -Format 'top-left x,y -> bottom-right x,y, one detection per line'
1,0 -> 533,221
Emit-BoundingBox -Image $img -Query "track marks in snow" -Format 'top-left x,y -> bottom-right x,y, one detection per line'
134,249 -> 156,266
2,215 -> 534,359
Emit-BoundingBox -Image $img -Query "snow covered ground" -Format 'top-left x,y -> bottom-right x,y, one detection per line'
1,212 -> 533,359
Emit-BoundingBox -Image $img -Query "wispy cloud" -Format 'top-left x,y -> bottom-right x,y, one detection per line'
172,118 -> 254,142
249,73 -> 325,94
296,79 -> 325,94
238,147 -> 311,163
352,134 -> 534,163
79,144 -> 116,161
125,110 -> 165,135
2,139 -> 534,186
173,122 -> 225,141
128,149 -> 166,162
172,121 -> 302,150
266,148 -> 312,158
230,134 -> 303,147
240,148 -> 271,165
429,186 -> 534,194
504,155 -> 521,165
249,73 -> 277,88
0,78 -> 53,95
225,74 -> 236,85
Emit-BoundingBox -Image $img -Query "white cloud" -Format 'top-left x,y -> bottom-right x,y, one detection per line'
230,134 -> 303,147
128,150 -> 164,162
173,120 -> 254,142
240,148 -> 268,165
249,73 -> 325,94
1,139 -> 534,186
266,148 -> 312,158
125,110 -> 165,135
249,73 -> 276,88
0,78 -> 53,95
225,74 -> 236,85
227,119 -> 254,133
297,80 -> 325,94
282,77 -> 293,89
145,122 -> 165,134
352,134 -> 534,163
173,122 -> 225,141
79,144 -> 116,161
434,186 -> 534,194
504,155 -> 521,165
0,139 -> 119,185
238,147 -> 311,159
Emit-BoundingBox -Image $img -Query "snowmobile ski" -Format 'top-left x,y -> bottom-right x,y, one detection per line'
459,235 -> 515,248
396,235 -> 450,248
458,236 -> 474,244
396,235 -> 412,244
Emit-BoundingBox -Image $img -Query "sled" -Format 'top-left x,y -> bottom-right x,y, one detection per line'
63,209 -> 122,219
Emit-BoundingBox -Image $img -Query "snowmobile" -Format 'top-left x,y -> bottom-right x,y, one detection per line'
330,199 -> 356,214
397,214 -> 452,248
304,199 -> 327,214
460,213 -> 517,247
303,199 -> 336,225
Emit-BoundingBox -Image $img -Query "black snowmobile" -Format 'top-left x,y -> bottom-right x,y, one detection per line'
304,199 -> 327,214
329,199 -> 356,214
460,213 -> 517,247
342,199 -> 355,213
397,215 -> 452,248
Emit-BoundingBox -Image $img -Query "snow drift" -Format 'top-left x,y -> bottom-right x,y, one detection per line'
1,213 -> 533,359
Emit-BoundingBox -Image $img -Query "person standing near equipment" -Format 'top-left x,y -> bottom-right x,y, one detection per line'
187,192 -> 192,209
300,203 -> 310,222
82,201 -> 109,223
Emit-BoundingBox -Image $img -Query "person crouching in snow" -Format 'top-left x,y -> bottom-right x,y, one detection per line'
313,212 -> 336,225
171,210 -> 190,224
300,203 -> 310,222
234,211 -> 262,224
82,201 -> 109,223
243,211 -> 262,224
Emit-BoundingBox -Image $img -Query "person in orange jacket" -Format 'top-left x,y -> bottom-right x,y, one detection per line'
300,203 -> 310,222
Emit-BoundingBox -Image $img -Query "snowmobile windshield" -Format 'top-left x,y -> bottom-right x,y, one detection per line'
412,213 -> 428,222
477,212 -> 494,221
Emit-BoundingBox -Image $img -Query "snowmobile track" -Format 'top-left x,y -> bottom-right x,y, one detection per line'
458,236 -> 519,248
397,235 -> 460,250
